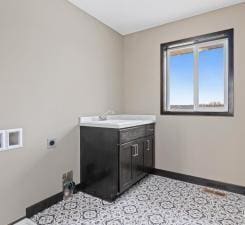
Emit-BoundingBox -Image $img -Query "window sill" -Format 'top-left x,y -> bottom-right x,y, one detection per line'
161,111 -> 234,117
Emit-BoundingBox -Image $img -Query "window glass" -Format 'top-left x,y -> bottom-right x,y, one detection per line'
169,48 -> 194,110
198,44 -> 225,108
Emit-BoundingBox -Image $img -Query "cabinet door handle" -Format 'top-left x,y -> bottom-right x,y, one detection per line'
132,144 -> 138,157
146,140 -> 150,151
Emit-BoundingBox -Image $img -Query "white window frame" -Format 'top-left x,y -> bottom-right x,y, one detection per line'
164,38 -> 229,113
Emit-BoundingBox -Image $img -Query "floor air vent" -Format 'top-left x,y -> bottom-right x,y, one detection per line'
202,187 -> 227,197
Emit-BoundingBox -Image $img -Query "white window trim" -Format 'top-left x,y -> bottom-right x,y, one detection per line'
164,38 -> 229,113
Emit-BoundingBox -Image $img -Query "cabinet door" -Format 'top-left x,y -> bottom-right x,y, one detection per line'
132,140 -> 145,181
144,136 -> 154,173
119,139 -> 148,193
119,142 -> 133,192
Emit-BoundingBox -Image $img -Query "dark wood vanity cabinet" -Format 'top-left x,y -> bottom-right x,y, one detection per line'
80,123 -> 155,201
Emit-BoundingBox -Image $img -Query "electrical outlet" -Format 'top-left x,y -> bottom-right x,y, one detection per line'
47,138 -> 56,149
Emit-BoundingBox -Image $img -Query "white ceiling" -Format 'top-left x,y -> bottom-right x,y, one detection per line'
68,0 -> 244,35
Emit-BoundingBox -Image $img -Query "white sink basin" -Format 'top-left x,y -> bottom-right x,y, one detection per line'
79,115 -> 156,128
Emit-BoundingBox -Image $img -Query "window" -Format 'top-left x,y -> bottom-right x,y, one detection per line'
161,29 -> 234,116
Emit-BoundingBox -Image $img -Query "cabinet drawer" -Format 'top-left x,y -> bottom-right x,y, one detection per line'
120,126 -> 145,144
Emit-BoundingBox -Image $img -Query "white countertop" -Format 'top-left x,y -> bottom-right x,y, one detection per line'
79,115 -> 156,129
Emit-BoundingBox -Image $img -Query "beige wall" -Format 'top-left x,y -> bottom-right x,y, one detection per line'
123,4 -> 245,186
1,1 -> 245,224
0,0 -> 123,224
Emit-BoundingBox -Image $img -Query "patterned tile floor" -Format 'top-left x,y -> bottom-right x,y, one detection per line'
32,175 -> 245,225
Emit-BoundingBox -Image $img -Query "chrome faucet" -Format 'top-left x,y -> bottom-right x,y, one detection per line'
99,110 -> 114,120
